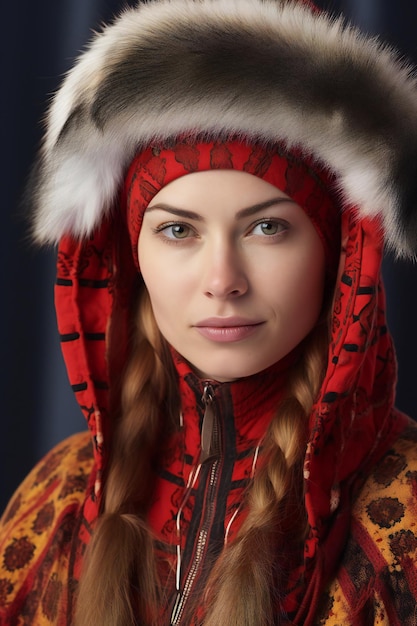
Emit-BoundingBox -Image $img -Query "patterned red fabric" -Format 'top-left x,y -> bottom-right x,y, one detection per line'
0,145 -> 411,623
149,351 -> 293,623
125,140 -> 341,273
297,209 -> 408,622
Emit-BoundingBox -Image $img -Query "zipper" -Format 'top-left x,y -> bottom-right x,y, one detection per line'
171,383 -> 221,625
200,384 -> 217,462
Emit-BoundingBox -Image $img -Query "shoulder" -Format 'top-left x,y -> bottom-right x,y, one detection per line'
353,418 -> 417,534
351,419 -> 417,583
317,419 -> 417,625
0,432 -> 94,619
1,431 -> 94,529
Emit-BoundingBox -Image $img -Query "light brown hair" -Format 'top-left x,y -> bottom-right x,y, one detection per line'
74,285 -> 328,625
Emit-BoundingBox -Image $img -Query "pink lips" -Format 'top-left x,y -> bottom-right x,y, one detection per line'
194,317 -> 264,343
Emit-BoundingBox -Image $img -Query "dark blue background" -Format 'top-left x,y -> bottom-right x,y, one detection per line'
2,0 -> 417,512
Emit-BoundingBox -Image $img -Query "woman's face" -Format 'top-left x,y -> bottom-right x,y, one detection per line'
138,170 -> 326,382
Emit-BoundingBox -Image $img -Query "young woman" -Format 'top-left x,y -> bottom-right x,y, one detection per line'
1,1 -> 417,624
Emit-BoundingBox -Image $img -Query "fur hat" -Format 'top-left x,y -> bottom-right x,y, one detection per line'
30,0 -> 417,257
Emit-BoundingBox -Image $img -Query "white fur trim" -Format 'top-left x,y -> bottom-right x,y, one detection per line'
31,0 -> 417,256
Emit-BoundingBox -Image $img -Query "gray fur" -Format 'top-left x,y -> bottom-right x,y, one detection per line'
31,0 -> 417,256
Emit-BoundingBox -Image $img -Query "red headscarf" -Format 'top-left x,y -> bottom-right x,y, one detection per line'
124,139 -> 341,274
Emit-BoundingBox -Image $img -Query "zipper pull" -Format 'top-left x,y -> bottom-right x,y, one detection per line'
200,383 -> 217,463
171,591 -> 182,625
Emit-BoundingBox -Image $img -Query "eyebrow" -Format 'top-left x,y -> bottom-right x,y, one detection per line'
145,197 -> 296,221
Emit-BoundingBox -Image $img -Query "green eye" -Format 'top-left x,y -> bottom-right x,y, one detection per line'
170,224 -> 190,238
259,222 -> 279,235
159,223 -> 193,239
252,220 -> 285,236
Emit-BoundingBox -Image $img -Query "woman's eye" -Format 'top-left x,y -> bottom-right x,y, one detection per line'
251,220 -> 287,236
159,223 -> 193,239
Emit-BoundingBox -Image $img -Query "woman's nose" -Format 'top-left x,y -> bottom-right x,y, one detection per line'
202,243 -> 248,299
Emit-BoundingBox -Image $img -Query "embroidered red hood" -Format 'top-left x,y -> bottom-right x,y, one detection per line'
26,0 -> 417,621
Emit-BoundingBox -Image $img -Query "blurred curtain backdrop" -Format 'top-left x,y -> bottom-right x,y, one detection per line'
1,0 -> 417,512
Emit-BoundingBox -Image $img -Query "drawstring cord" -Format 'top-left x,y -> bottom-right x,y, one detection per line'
224,442 -> 261,545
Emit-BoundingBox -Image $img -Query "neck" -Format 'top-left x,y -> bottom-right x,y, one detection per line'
170,346 -> 298,440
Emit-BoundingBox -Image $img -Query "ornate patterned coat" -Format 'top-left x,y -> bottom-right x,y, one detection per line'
2,0 -> 417,623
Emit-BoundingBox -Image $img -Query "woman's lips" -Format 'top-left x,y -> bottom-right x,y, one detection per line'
194,317 -> 264,343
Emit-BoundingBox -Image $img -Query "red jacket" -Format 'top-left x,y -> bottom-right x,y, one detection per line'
2,0 -> 417,622
1,209 -> 416,625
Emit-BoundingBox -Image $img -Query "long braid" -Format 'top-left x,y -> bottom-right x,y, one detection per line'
74,288 -> 177,626
75,288 -> 328,625
201,322 -> 328,626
